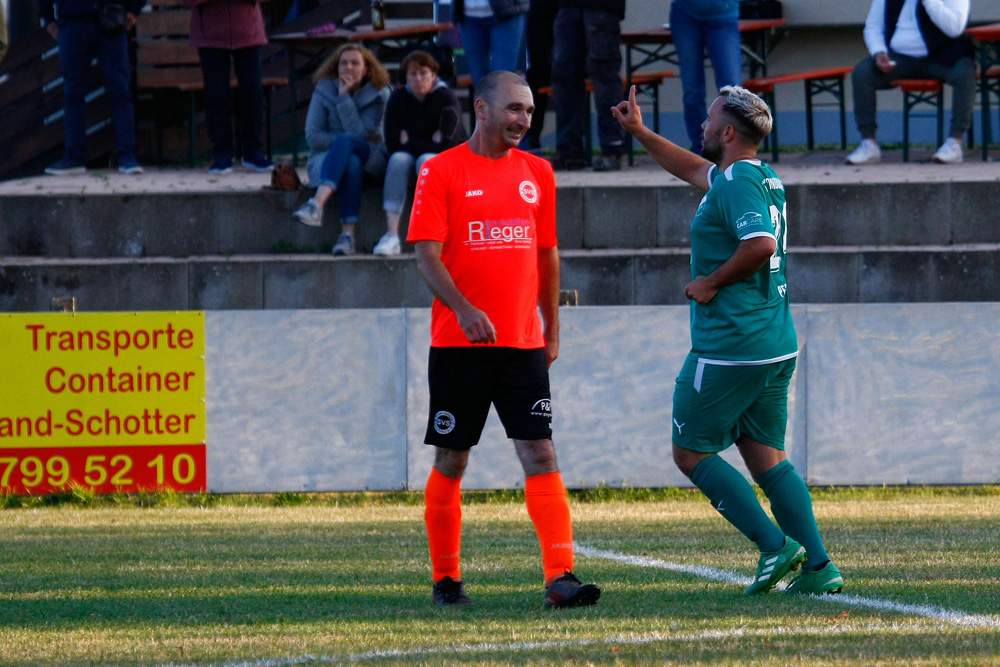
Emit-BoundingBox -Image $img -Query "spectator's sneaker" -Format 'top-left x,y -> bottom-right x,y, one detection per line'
209,157 -> 233,175
373,232 -> 401,256
44,157 -> 86,175
592,154 -> 621,172
432,576 -> 473,607
242,153 -> 275,172
844,139 -> 881,165
118,154 -> 144,175
547,154 -> 586,171
331,231 -> 355,256
744,537 -> 806,595
932,137 -> 963,164
544,572 -> 601,609
786,561 -> 844,595
292,198 -> 323,227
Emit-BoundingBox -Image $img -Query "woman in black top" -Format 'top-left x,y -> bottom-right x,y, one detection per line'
374,50 -> 467,256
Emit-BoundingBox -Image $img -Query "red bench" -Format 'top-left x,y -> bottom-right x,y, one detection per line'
743,65 -> 854,162
890,79 -> 945,162
136,0 -> 288,166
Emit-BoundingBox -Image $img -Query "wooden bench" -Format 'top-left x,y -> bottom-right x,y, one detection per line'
136,0 -> 288,165
890,79 -> 944,162
888,72 -> 997,162
743,65 -> 854,162
977,64 -> 1000,160
539,70 -> 675,165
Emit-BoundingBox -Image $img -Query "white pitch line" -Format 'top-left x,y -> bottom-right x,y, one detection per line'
575,543 -> 1000,629
197,620 -> 972,667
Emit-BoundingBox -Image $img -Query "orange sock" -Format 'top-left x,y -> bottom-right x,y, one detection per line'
525,471 -> 575,583
424,466 -> 462,582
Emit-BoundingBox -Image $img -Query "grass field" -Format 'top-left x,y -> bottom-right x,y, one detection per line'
1,487 -> 999,666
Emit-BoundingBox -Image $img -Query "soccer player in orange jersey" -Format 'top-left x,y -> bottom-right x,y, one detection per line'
407,70 -> 600,609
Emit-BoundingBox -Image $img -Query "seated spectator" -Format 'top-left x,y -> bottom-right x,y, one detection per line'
845,0 -> 975,165
39,0 -> 145,175
376,50 -> 467,256
293,44 -> 391,256
669,0 -> 743,155
184,0 -> 274,174
455,0 -> 529,87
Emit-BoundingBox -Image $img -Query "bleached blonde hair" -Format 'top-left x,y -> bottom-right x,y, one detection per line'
719,85 -> 772,146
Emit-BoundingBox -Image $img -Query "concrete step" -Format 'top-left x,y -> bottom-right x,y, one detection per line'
3,244 -> 998,312
2,169 -> 999,259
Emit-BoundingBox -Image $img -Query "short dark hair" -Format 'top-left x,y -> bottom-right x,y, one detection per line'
400,50 -> 440,80
473,70 -> 529,106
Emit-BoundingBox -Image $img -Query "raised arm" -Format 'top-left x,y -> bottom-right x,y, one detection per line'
612,86 -> 714,192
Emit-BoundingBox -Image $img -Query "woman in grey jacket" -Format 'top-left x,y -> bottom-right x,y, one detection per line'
293,44 -> 391,256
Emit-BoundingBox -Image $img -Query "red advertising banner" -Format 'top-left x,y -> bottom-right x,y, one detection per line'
0,444 -> 206,494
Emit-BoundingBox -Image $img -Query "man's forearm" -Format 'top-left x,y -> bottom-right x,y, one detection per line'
537,246 -> 560,337
920,0 -> 970,38
415,244 -> 473,316
705,236 -> 776,289
631,124 -> 713,192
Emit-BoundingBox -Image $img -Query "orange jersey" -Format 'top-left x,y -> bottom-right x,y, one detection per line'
406,143 -> 558,348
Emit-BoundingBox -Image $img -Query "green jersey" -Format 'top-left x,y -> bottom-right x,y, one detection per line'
688,159 -> 797,363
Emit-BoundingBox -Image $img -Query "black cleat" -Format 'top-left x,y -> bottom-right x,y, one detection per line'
432,576 -> 473,607
544,572 -> 601,609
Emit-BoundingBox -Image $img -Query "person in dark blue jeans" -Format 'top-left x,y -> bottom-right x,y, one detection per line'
293,44 -> 391,256
669,0 -> 742,155
550,0 -> 626,172
39,0 -> 146,175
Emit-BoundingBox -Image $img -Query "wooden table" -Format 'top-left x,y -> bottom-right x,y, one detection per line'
965,22 -> 1000,161
620,19 -> 785,163
271,22 -> 452,164
621,18 -> 787,86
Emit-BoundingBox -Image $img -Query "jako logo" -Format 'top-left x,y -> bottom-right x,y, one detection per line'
519,180 -> 538,203
465,189 -> 483,197
530,399 -> 551,417
434,411 -> 456,435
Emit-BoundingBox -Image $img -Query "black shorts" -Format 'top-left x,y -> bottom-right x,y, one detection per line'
424,346 -> 553,450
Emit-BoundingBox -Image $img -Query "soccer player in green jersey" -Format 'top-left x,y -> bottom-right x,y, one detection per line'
613,85 -> 843,596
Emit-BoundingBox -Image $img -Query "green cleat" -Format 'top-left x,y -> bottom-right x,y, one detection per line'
786,561 -> 844,595
744,537 -> 806,595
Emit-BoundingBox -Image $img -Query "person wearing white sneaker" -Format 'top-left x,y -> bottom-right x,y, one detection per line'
372,232 -> 401,256
297,44 -> 391,244
845,138 -> 882,164
931,135 -> 963,163
379,51 -> 466,257
847,0 -> 975,165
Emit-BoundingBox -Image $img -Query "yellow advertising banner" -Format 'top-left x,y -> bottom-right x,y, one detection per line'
0,312 -> 207,493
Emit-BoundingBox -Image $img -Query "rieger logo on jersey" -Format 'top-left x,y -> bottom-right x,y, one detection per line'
465,218 -> 534,249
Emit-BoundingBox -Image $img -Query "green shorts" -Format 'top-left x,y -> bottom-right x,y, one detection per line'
671,354 -> 796,453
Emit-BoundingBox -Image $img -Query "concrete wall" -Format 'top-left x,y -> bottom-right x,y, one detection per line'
204,303 -> 1000,492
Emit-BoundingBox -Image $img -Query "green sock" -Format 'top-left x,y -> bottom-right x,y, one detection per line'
756,461 -> 830,571
690,454 -> 785,553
